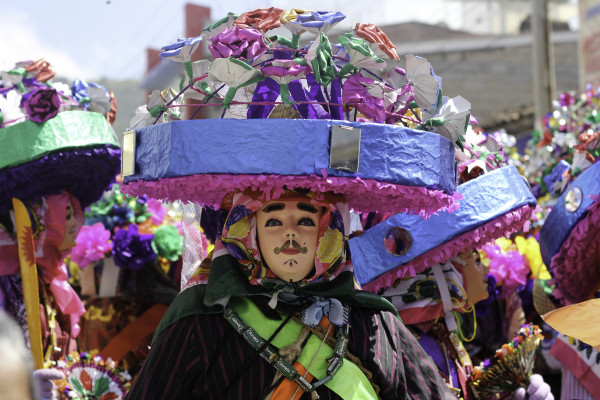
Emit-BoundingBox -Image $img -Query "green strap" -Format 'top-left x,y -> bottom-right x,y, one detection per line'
230,297 -> 377,400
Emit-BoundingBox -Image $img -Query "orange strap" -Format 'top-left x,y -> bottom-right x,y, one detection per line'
270,362 -> 314,400
100,303 -> 168,363
270,316 -> 334,400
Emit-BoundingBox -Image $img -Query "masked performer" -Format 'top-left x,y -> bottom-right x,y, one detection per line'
0,59 -> 120,397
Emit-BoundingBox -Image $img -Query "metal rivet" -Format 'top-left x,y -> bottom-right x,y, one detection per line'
564,187 -> 583,212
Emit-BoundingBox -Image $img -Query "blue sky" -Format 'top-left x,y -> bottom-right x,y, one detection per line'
0,0 -> 465,81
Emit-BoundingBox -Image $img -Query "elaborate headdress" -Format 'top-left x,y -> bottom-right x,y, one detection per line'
0,60 -> 121,213
120,8 -> 478,218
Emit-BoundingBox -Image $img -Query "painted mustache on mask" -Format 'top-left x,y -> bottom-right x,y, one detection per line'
273,240 -> 308,254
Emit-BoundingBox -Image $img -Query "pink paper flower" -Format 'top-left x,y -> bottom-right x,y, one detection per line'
342,73 -> 386,123
146,198 -> 168,225
209,26 -> 268,60
71,222 -> 112,268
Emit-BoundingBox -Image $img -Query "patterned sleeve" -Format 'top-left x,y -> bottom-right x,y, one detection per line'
349,308 -> 455,400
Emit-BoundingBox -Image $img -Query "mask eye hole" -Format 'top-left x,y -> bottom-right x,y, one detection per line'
383,227 -> 412,256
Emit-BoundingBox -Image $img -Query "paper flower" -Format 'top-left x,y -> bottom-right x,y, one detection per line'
0,89 -> 25,127
151,224 -> 184,261
209,26 -> 268,60
337,33 -> 386,77
235,7 -> 284,32
111,224 -> 156,270
354,23 -> 399,60
426,95 -> 471,145
146,198 -> 167,225
280,8 -> 311,36
160,36 -> 202,63
303,33 -> 335,86
403,55 -> 441,111
295,11 -> 345,34
125,9 -> 482,140
261,60 -> 310,104
482,240 -> 529,298
128,89 -> 183,129
71,78 -> 112,113
70,222 -> 113,268
20,86 -> 61,123
24,59 -> 56,82
342,73 -> 386,122
207,58 -> 263,108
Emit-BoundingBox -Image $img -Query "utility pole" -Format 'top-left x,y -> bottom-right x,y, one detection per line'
531,0 -> 556,132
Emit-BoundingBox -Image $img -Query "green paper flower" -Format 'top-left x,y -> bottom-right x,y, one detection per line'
151,225 -> 183,261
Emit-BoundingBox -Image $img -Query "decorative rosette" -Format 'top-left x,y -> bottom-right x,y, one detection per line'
54,351 -> 131,400
120,8 -> 480,217
469,324 -> 543,398
0,59 -> 120,214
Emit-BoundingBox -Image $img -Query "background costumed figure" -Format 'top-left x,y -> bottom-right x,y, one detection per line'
0,59 -> 121,399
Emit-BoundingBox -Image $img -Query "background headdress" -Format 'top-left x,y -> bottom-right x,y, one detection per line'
539,161 -> 600,305
351,165 -> 536,293
0,59 -> 121,214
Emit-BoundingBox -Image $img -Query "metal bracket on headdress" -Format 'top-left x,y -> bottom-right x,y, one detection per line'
121,130 -> 136,177
329,125 -> 361,173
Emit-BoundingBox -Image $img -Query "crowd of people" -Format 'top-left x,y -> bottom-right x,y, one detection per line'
1,7 -> 599,400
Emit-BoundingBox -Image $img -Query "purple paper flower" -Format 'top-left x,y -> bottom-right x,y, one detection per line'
296,11 -> 345,33
483,359 -> 492,369
261,60 -> 309,81
111,224 -> 156,270
209,26 -> 268,60
71,78 -> 106,104
342,73 -> 386,122
20,87 -> 60,123
160,36 -> 203,62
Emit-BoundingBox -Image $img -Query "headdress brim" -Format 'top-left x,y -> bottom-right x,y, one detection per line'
121,118 -> 460,215
540,161 -> 600,304
350,166 -> 536,292
0,110 -> 121,212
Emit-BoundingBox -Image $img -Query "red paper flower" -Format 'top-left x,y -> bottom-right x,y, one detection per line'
235,7 -> 284,32
354,23 -> 399,59
24,59 -> 56,82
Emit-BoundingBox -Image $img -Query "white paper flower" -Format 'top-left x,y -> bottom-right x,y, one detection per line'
0,90 -> 25,126
427,95 -> 471,144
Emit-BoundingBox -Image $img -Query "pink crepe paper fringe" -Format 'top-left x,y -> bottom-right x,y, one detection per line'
363,204 -> 535,294
549,199 -> 600,305
121,173 -> 462,216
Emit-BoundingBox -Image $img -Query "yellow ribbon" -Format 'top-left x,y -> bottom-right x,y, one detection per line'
12,198 -> 44,369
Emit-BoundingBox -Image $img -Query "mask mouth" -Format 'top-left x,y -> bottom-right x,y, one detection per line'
274,240 -> 308,255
